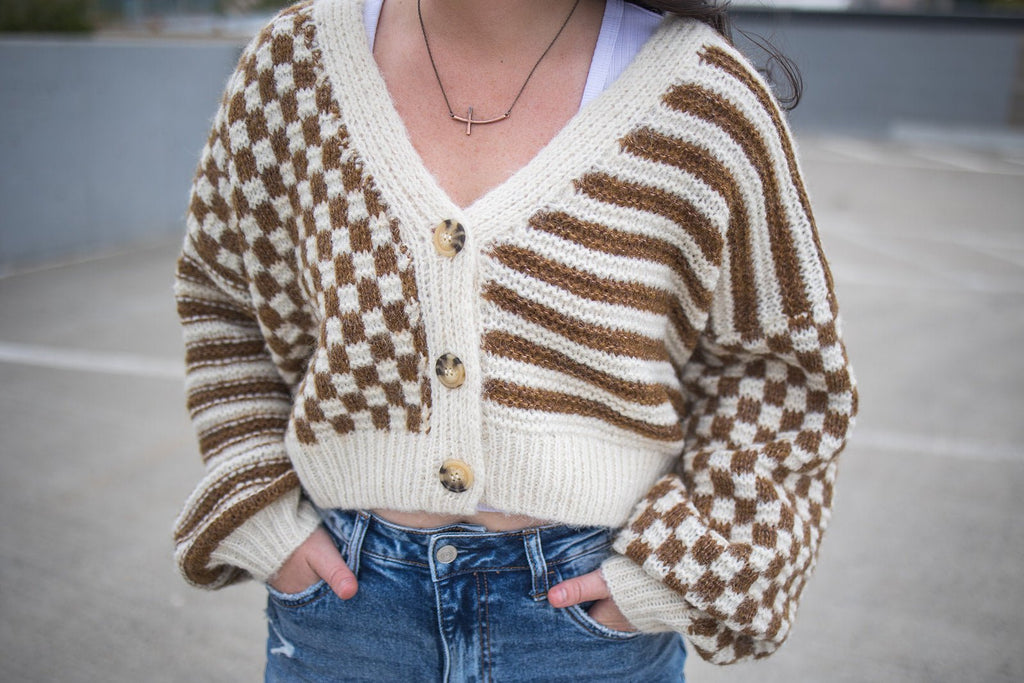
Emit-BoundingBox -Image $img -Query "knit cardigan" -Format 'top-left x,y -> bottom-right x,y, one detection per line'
173,0 -> 856,664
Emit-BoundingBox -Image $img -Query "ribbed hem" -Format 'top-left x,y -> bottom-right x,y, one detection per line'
286,425 -> 677,529
601,554 -> 697,634
208,488 -> 321,583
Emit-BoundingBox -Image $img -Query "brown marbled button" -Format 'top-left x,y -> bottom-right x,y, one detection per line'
432,219 -> 466,258
439,460 -> 473,493
435,353 -> 465,389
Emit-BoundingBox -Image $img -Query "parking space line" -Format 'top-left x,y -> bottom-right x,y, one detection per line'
855,427 -> 1022,463
808,139 -> 1024,176
824,225 -> 1024,295
0,341 -> 183,379
910,149 -> 1016,175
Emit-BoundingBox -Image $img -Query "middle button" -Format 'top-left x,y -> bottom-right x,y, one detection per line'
435,353 -> 466,389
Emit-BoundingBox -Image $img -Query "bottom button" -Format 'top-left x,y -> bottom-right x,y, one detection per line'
439,459 -> 473,493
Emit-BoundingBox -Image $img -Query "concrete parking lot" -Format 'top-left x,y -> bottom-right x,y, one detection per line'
1,133 -> 1022,682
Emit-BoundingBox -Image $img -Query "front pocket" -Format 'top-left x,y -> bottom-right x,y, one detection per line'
266,578 -> 332,608
550,546 -> 641,642
564,602 -> 641,641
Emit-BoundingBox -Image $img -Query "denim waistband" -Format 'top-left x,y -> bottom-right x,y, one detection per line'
318,509 -> 613,600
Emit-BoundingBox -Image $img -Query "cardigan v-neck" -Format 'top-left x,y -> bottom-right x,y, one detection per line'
313,0 -> 694,242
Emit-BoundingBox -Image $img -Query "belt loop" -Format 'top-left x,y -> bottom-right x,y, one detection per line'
523,529 -> 549,601
345,511 -> 371,577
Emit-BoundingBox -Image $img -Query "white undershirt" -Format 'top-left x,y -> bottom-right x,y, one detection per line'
363,0 -> 662,109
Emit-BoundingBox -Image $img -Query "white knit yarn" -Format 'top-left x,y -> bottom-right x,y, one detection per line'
173,0 -> 856,665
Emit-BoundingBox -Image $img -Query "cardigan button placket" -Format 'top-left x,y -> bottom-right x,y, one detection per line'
421,212 -> 482,506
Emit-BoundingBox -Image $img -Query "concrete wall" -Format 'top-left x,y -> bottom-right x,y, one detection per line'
1,13 -> 1022,270
732,12 -> 1024,135
0,38 -> 240,271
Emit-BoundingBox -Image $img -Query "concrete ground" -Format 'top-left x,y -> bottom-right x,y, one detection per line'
1,134 -> 1022,682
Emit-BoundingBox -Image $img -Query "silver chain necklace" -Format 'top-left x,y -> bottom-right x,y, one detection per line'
417,0 -> 582,135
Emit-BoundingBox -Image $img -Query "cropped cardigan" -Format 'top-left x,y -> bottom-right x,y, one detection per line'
173,0 -> 857,664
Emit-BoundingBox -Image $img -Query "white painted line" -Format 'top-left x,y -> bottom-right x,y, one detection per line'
854,428 -> 1022,463
830,229 -> 962,287
815,140 -> 904,166
810,140 -> 1024,177
911,149 -> 1007,175
968,246 -> 1024,270
825,227 -> 1024,295
0,341 -> 183,380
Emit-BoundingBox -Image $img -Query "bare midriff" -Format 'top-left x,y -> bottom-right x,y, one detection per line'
372,508 -> 552,531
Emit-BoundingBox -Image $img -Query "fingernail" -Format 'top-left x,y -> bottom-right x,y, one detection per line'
549,588 -> 565,605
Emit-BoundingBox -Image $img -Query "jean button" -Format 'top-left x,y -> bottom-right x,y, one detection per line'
436,544 -> 458,564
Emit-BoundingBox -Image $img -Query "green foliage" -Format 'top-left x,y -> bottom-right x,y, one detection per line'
0,0 -> 95,32
213,0 -> 292,11
982,0 -> 1024,9
247,0 -> 293,10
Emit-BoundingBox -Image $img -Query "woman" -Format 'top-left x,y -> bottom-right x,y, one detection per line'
173,0 -> 857,679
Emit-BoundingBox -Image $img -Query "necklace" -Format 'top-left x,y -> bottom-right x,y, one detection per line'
417,0 -> 582,135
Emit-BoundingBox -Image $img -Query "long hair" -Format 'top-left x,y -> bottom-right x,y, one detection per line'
629,0 -> 803,110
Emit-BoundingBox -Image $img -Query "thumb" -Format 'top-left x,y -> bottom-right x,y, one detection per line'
306,529 -> 359,600
548,569 -> 610,608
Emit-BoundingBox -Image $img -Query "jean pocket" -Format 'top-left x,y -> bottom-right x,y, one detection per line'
563,602 -> 641,641
551,545 -> 641,641
266,579 -> 332,608
265,517 -> 353,609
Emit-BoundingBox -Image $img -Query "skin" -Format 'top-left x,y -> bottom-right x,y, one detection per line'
271,0 -> 634,633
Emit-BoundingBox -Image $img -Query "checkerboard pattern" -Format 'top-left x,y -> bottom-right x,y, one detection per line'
194,4 -> 429,446
615,313 -> 855,662
175,3 -> 429,588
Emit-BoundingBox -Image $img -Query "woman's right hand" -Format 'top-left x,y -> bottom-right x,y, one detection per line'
268,526 -> 359,600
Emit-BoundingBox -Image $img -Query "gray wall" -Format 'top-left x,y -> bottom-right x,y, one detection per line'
1,14 -> 1022,270
0,38 -> 240,271
732,13 -> 1024,135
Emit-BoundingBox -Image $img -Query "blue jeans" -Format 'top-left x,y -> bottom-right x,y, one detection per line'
265,510 -> 686,682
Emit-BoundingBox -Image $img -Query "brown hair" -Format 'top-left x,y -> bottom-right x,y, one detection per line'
628,0 -> 803,110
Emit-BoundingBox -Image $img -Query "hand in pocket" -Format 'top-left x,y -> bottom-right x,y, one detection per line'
549,568 -> 636,632
269,526 -> 359,600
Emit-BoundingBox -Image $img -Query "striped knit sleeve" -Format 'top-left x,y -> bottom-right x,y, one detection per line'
172,72 -> 320,589
602,44 -> 857,663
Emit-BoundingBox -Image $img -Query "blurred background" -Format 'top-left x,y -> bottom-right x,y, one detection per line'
1,0 -> 1022,681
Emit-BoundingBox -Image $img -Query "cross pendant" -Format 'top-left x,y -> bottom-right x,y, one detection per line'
451,107 -> 510,135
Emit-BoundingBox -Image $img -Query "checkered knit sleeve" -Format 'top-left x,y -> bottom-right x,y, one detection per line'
171,41 -> 321,588
602,45 -> 857,664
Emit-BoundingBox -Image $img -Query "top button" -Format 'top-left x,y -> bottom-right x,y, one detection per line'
433,220 -> 466,258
